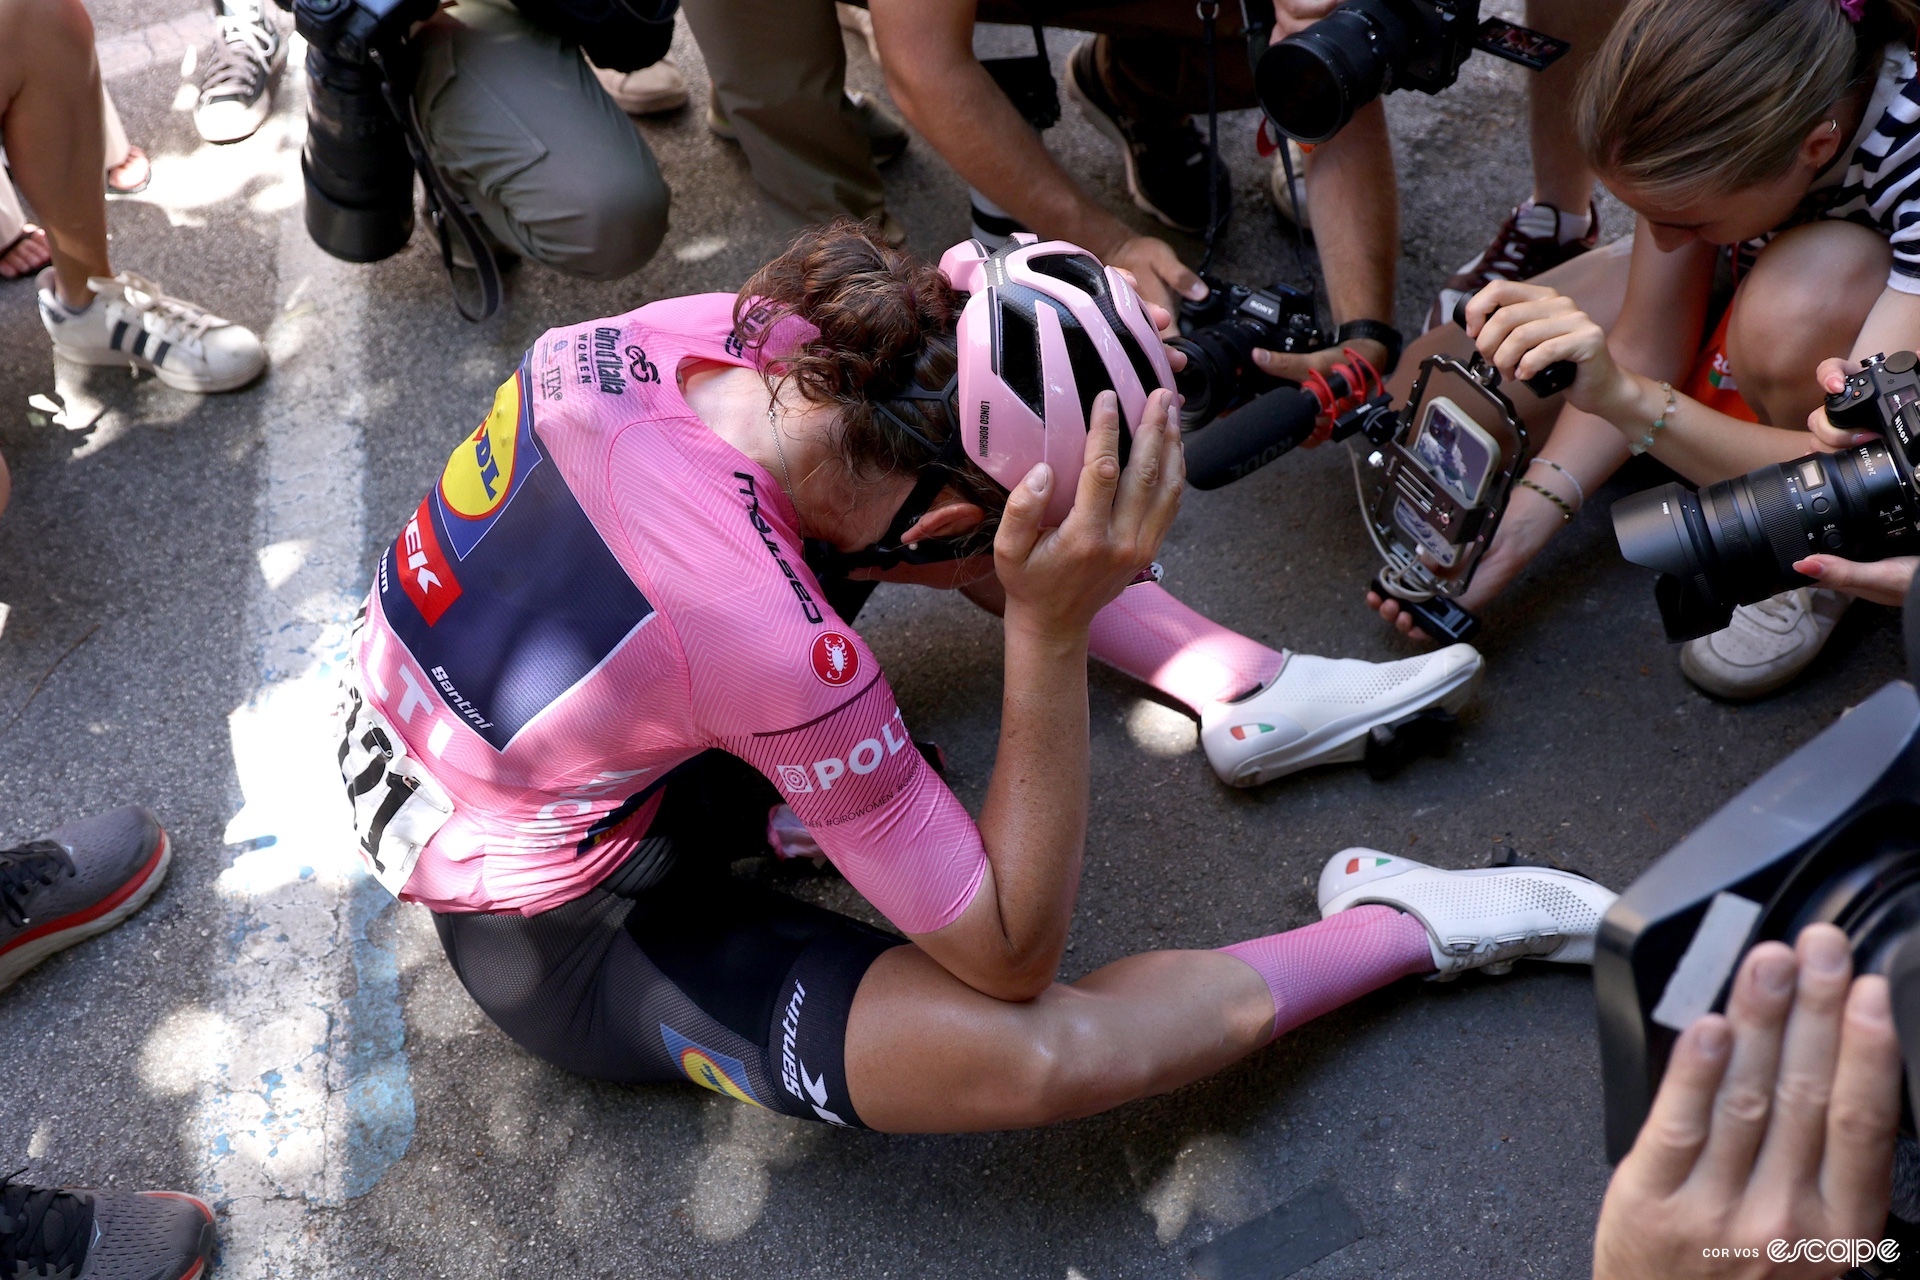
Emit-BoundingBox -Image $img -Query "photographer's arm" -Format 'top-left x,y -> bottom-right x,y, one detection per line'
869,0 -> 1202,316
1251,99 -> 1399,380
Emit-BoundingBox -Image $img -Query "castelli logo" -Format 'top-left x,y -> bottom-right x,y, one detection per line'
810,631 -> 860,687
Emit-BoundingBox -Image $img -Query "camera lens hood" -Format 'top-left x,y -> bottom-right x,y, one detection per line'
1611,482 -> 1705,581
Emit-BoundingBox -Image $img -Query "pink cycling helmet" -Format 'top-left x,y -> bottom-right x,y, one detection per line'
939,234 -> 1175,526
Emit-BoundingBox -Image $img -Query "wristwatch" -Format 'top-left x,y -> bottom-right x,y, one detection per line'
1334,319 -> 1404,377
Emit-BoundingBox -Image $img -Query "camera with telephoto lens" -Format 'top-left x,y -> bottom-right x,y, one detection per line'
1168,274 -> 1326,428
1595,598 -> 1920,1274
1254,0 -> 1570,144
285,0 -> 436,267
1612,350 -> 1920,643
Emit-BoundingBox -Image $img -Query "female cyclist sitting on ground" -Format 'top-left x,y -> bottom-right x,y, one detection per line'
337,222 -> 1611,1130
1327,0 -> 1920,700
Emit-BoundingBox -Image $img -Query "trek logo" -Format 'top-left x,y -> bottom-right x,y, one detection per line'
977,400 -> 991,455
775,705 -> 911,794
624,345 -> 660,385
778,982 -> 847,1126
660,1024 -> 765,1108
812,631 -> 858,687
735,471 -> 823,624
395,497 -> 462,625
591,327 -> 627,395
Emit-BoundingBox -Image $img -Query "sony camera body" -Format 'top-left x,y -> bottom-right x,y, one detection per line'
1613,350 -> 1920,642
1170,275 -> 1326,427
1254,0 -> 1568,144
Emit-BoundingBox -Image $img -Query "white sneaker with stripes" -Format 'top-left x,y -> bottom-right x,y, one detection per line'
1318,849 -> 1617,977
1199,646 -> 1483,786
38,269 -> 266,393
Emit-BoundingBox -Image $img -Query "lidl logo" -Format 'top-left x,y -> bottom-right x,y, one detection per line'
1344,855 -> 1393,875
1229,723 -> 1276,740
436,369 -> 544,558
660,1023 -> 764,1108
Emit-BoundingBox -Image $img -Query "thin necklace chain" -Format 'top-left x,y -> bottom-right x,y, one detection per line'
767,396 -> 800,517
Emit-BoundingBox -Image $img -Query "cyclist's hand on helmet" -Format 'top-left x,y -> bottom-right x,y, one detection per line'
1810,358 -> 1877,452
1110,268 -> 1190,374
1468,280 -> 1628,420
995,387 -> 1184,639
1107,237 -> 1206,328
1592,926 -> 1901,1280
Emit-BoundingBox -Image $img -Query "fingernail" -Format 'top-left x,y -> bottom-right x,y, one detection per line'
1853,975 -> 1893,1024
1758,952 -> 1797,996
1853,433 -> 1878,445
1028,463 -> 1052,494
1695,1018 -> 1731,1058
1186,281 -> 1209,300
1098,390 -> 1118,412
1798,558 -> 1824,577
1805,929 -> 1850,977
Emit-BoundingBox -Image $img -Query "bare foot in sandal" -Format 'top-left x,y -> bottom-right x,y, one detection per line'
106,145 -> 151,197
0,225 -> 50,279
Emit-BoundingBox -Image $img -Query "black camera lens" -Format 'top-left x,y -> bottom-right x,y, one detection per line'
302,45 -> 415,263
1257,3 -> 1400,144
1612,444 -> 1911,641
1170,325 -> 1266,427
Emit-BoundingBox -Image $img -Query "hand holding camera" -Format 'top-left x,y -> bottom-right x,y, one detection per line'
1594,926 -> 1901,1280
1464,281 -> 1630,420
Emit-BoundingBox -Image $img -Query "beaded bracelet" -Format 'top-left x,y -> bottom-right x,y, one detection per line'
1527,456 -> 1585,509
1627,381 -> 1677,456
1516,476 -> 1575,522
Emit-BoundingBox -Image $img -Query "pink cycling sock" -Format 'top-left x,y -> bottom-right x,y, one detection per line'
1088,583 -> 1285,714
1219,905 -> 1435,1042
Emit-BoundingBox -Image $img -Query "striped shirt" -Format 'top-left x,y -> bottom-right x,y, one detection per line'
1824,46 -> 1920,294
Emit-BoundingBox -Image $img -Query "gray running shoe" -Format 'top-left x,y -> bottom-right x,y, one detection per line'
0,1174 -> 216,1280
0,806 -> 171,994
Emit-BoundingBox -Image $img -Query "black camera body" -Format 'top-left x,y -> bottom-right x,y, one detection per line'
1613,351 -> 1920,642
1169,275 -> 1326,428
1255,0 -> 1568,144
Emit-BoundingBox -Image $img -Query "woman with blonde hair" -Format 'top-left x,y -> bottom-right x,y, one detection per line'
1372,0 -> 1920,699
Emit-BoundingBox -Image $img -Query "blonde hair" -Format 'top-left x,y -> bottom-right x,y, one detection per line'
1575,0 -> 1920,201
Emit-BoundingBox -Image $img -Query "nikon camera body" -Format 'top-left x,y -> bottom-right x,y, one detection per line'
1614,350 -> 1920,642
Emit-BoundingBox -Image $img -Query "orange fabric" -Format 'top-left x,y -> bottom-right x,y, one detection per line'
1680,305 -> 1760,424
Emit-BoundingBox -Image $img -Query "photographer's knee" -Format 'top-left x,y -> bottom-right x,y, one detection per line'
543,168 -> 669,283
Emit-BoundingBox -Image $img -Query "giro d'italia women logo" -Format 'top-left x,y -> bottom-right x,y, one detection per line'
811,631 -> 859,687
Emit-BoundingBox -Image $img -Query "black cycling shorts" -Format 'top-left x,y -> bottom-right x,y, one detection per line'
433,750 -> 904,1128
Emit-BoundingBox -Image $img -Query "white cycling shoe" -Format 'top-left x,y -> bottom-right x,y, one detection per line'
1199,645 -> 1483,787
1318,849 -> 1617,978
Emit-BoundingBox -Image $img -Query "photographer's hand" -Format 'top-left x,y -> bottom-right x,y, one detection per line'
1793,554 -> 1919,607
1468,281 -> 1632,414
1592,925 -> 1901,1280
1271,0 -> 1341,39
1808,358 -> 1877,452
1106,237 -> 1206,329
1251,340 -> 1391,404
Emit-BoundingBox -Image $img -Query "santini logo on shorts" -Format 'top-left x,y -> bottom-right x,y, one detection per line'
811,631 -> 859,686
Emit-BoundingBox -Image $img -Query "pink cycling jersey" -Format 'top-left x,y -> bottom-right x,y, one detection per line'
355,293 -> 987,929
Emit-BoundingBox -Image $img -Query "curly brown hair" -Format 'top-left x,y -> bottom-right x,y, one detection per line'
735,221 -> 1007,540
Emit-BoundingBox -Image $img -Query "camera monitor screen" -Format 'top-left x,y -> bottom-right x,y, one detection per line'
1409,395 -> 1497,507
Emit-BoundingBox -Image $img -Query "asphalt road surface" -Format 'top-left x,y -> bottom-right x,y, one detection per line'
0,7 -> 1905,1279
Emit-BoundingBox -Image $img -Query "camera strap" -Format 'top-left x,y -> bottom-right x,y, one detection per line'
371,45 -> 503,323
